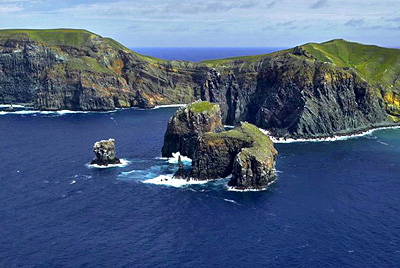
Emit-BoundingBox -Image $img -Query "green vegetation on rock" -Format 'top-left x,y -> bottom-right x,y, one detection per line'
300,39 -> 400,89
187,101 -> 219,114
205,122 -> 275,160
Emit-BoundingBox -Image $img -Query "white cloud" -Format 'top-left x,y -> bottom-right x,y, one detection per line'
0,3 -> 23,13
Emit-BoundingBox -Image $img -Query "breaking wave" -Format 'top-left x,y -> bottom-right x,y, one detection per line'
87,159 -> 130,169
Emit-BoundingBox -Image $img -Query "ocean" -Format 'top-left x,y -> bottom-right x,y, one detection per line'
0,106 -> 399,267
131,47 -> 286,62
1,46 -> 400,267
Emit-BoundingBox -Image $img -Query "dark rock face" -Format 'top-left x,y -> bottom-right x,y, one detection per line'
191,122 -> 278,190
0,30 -> 397,139
161,101 -> 224,158
191,131 -> 252,181
164,101 -> 278,190
250,56 -> 391,138
172,156 -> 188,180
90,139 -> 121,166
0,30 -> 202,111
230,146 -> 277,190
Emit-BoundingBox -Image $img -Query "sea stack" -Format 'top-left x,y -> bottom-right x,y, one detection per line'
172,156 -> 188,180
192,122 -> 278,190
163,101 -> 278,190
90,139 -> 121,166
162,101 -> 224,158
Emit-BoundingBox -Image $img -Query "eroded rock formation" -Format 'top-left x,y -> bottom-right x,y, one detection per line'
90,138 -> 121,166
162,101 -> 224,158
164,101 -> 278,190
191,122 -> 278,189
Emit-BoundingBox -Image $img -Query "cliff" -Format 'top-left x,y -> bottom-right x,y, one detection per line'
163,101 -> 278,190
0,29 -> 201,110
191,122 -> 278,190
1,29 -> 399,138
162,101 -> 223,158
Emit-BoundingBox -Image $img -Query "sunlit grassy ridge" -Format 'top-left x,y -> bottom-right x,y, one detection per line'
205,122 -> 275,161
200,39 -> 400,90
301,39 -> 400,89
0,29 -> 97,48
187,101 -> 219,114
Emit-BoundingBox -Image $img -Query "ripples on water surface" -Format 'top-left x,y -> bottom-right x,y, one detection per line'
0,107 -> 399,267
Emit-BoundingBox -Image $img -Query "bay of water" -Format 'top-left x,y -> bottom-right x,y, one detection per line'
0,107 -> 399,267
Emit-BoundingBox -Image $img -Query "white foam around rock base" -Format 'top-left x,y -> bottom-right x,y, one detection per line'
0,104 -> 27,108
152,104 -> 187,109
142,174 -> 209,188
158,152 -> 192,164
227,179 -> 276,192
87,159 -> 130,169
0,109 -> 119,116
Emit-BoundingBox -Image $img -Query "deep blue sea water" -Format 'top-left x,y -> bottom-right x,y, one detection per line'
131,47 -> 286,62
0,107 -> 400,267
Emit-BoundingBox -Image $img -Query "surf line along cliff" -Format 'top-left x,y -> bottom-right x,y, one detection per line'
162,101 -> 278,190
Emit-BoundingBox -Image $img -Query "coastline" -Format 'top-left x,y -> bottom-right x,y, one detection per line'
260,125 -> 400,144
2,103 -> 399,143
0,103 -> 189,115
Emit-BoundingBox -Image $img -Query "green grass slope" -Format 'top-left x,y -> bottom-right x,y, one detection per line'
301,39 -> 400,89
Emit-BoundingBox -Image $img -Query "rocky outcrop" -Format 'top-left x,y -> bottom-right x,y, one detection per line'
161,101 -> 224,158
191,122 -> 278,189
164,101 -> 278,190
172,156 -> 188,180
0,30 -> 399,139
90,138 -> 121,166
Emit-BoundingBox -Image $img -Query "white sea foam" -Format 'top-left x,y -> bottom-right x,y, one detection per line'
167,152 -> 192,165
227,187 -> 268,192
227,179 -> 276,192
87,158 -> 130,169
142,174 -> 209,187
0,109 -> 117,116
259,126 -> 400,144
222,198 -> 241,205
0,104 -> 27,108
152,104 -> 187,109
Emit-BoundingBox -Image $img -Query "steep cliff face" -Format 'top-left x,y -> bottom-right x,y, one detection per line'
0,30 -> 399,138
191,122 -> 278,190
249,53 -> 391,138
163,101 -> 278,189
162,101 -> 223,158
0,29 -> 202,110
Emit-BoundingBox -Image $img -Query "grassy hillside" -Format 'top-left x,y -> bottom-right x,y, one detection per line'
301,39 -> 400,89
299,39 -> 400,118
0,29 -> 98,48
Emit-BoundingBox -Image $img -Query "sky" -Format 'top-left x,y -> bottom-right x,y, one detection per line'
0,0 -> 399,48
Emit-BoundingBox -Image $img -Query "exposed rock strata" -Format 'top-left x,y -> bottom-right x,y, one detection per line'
0,30 -> 399,138
90,138 -> 121,166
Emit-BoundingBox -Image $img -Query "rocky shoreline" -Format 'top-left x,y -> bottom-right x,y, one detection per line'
0,30 -> 399,140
